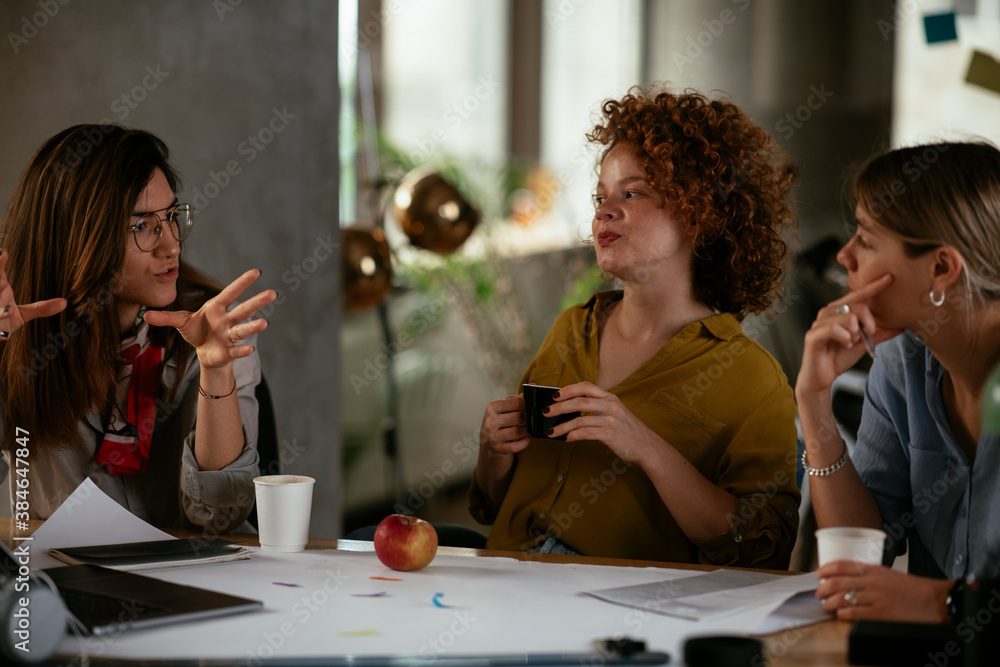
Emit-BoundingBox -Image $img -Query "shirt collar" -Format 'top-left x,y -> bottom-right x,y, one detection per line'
582,290 -> 740,342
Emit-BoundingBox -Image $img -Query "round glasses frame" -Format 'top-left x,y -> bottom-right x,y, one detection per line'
127,204 -> 194,252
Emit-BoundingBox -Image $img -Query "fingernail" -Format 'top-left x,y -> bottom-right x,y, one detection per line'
552,392 -> 560,400
542,406 -> 551,415
546,428 -> 554,437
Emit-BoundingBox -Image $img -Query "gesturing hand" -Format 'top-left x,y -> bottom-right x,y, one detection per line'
544,381 -> 657,464
143,268 -> 277,369
0,249 -> 67,339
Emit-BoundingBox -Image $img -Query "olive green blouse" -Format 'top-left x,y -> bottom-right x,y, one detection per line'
470,291 -> 800,569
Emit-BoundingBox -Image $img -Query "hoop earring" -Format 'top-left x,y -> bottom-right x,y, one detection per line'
930,289 -> 945,307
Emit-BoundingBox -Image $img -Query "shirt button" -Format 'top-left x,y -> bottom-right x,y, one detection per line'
734,533 -> 743,543
556,474 -> 564,482
538,513 -> 546,521
956,554 -> 965,565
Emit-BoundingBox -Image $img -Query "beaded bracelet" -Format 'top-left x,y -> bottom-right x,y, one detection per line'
198,379 -> 237,399
801,446 -> 849,477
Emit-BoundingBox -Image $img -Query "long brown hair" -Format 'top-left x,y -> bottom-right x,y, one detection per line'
587,85 -> 798,320
0,124 -> 219,451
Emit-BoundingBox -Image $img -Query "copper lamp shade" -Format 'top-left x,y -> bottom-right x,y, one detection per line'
342,227 -> 393,311
392,169 -> 480,254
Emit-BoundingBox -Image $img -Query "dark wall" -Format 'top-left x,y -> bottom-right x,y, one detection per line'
646,0 -> 895,383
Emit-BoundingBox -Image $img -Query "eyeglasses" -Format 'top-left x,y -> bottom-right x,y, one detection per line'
127,204 -> 194,252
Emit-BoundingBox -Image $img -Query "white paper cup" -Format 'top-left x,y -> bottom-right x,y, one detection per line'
254,475 -> 315,552
815,527 -> 887,566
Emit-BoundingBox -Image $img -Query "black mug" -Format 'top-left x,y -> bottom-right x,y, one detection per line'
522,384 -> 580,440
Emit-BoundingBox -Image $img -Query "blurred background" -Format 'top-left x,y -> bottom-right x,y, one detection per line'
1,0 -> 1000,544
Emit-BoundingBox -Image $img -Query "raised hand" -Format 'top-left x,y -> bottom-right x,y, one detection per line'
0,249 -> 67,339
143,268 -> 277,369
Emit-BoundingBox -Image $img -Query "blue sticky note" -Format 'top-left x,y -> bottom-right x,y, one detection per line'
924,12 -> 958,44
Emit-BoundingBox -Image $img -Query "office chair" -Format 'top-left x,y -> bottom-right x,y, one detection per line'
248,375 -> 280,529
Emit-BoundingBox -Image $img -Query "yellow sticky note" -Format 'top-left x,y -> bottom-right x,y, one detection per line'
339,629 -> 381,638
966,50 -> 1000,95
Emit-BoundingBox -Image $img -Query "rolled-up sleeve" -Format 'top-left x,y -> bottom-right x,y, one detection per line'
468,471 -> 502,525
695,383 -> 801,570
179,332 -> 261,532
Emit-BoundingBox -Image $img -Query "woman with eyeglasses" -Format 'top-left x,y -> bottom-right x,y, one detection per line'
0,124 -> 275,531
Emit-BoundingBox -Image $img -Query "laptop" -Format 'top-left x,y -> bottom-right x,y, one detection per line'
2,540 -> 262,636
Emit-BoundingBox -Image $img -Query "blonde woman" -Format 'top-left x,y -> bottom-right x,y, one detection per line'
798,141 -> 1000,622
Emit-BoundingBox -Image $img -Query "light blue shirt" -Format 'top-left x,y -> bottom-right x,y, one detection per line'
853,332 -> 1000,580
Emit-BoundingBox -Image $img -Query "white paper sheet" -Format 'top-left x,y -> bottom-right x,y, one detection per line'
751,590 -> 832,635
582,569 -> 819,621
30,481 -> 829,662
25,478 -> 172,570
47,549 -> 831,664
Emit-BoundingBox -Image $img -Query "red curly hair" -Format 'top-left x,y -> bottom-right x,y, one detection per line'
587,85 -> 797,320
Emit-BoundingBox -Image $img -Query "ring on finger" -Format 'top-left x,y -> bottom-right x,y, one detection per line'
227,327 -> 240,346
835,304 -> 851,315
843,588 -> 858,606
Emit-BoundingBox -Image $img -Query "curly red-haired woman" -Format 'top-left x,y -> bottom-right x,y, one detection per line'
470,85 -> 801,567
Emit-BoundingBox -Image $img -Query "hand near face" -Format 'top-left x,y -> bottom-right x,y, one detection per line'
543,381 -> 657,464
0,249 -> 67,339
143,268 -> 276,369
797,273 -> 903,394
815,561 -> 951,623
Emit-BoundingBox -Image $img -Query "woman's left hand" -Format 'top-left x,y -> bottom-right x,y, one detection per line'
815,561 -> 952,623
544,381 -> 658,464
143,269 -> 277,369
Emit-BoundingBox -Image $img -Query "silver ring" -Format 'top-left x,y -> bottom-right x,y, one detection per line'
227,327 -> 239,346
835,304 -> 851,315
844,589 -> 858,606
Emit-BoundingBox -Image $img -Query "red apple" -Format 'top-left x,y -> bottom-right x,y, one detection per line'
373,514 -> 439,571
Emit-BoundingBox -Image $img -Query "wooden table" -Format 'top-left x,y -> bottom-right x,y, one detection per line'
3,519 -> 851,666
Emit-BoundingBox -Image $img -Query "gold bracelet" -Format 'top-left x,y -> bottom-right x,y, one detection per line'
802,447 -> 849,477
198,379 -> 237,399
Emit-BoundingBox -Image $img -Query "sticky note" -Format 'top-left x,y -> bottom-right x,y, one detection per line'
954,0 -> 976,16
966,50 -> 1000,96
923,12 -> 958,44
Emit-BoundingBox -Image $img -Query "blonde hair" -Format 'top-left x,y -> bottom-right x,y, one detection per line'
853,141 -> 1000,304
